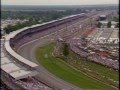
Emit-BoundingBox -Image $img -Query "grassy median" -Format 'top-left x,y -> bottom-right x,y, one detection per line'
35,43 -> 118,89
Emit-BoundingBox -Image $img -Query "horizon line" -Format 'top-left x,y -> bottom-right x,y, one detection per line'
2,3 -> 119,6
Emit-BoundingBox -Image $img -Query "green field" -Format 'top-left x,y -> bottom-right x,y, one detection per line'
67,51 -> 119,87
35,43 -> 118,90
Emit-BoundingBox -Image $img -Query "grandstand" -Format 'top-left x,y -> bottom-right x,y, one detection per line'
69,28 -> 119,70
1,38 -> 51,90
1,39 -> 35,78
87,28 -> 119,44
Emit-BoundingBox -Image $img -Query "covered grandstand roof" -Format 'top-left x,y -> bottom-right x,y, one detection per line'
1,39 -> 38,80
5,32 -> 38,68
5,41 -> 38,68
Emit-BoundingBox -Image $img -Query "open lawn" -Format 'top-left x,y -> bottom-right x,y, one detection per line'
35,43 -> 118,90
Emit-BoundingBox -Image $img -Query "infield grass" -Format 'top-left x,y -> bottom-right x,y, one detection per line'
35,43 -> 118,90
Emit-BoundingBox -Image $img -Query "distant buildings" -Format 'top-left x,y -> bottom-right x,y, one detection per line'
1,19 -> 29,37
97,12 -> 119,28
1,19 -> 28,29
99,15 -> 107,21
99,21 -> 118,28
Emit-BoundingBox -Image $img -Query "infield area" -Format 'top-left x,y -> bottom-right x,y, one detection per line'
35,43 -> 118,90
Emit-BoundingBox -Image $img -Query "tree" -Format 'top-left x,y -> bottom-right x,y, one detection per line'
107,21 -> 111,28
97,22 -> 102,28
113,16 -> 119,22
4,25 -> 12,34
62,43 -> 69,57
115,23 -> 119,28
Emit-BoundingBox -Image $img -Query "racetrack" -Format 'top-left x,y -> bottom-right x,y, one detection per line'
16,11 -> 113,90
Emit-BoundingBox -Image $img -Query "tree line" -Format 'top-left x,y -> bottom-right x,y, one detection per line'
3,10 -> 87,34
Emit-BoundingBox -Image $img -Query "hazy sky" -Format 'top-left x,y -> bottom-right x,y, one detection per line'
2,0 -> 119,5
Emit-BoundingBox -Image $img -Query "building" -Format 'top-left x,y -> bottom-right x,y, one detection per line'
99,15 -> 107,21
99,21 -> 118,28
